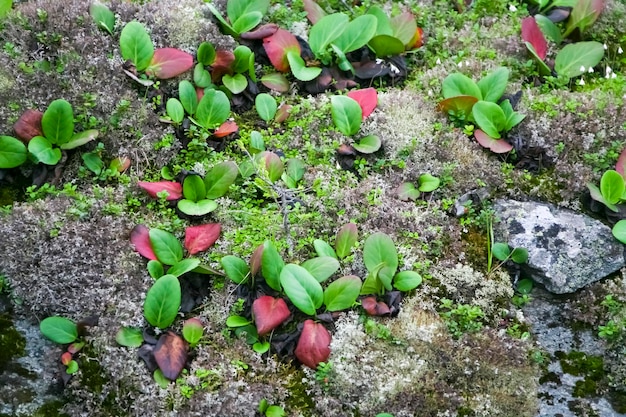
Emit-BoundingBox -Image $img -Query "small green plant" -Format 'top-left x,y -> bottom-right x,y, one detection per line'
587,165 -> 626,244
89,2 -> 115,35
439,299 -> 485,338
206,0 -> 269,38
0,0 -> 12,19
258,399 -> 286,417
314,361 -> 333,391
331,93 -> 381,154
40,316 -> 91,375
397,173 -> 441,201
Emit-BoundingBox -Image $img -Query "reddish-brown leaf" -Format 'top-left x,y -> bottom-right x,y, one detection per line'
408,27 -> 424,49
303,0 -> 326,24
361,296 -> 391,316
249,243 -> 264,276
253,295 -> 291,336
616,148 -> 626,179
130,225 -> 157,260
295,320 -> 331,369
196,86 -> 205,102
436,95 -> 478,118
474,129 -> 513,154
263,29 -> 301,73
275,104 -> 292,123
147,48 -> 194,79
337,143 -> 357,156
137,181 -> 183,201
213,120 -> 238,138
154,331 -> 188,380
13,109 -> 43,143
60,352 -> 73,366
184,223 -> 221,255
240,23 -> 279,40
521,17 -> 547,61
347,88 -> 378,119
110,156 -> 131,173
212,50 -> 235,81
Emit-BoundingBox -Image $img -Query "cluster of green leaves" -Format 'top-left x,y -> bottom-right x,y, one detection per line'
587,168 -> 626,243
206,0 -> 269,38
258,399 -> 286,417
178,162 -> 239,216
39,316 -> 86,375
397,173 -> 441,201
597,295 -> 626,342
165,80 -> 231,131
331,95 -> 381,154
439,298 -> 486,339
0,100 -> 98,168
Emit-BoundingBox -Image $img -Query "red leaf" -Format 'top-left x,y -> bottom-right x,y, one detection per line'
261,73 -> 290,92
253,295 -> 291,336
240,23 -> 279,40
337,143 -> 357,156
184,223 -> 221,255
361,296 -> 391,316
347,88 -> 378,119
13,109 -> 43,143
137,181 -> 182,201
408,27 -> 424,49
154,331 -> 188,380
275,104 -> 292,123
147,48 -> 194,79
212,50 -> 235,81
436,95 -> 478,116
196,86 -> 205,102
213,121 -> 238,138
263,29 -> 301,73
60,352 -> 73,366
249,243 -> 264,276
303,0 -> 326,24
295,320 -> 331,369
474,129 -> 513,154
130,225 -> 157,260
616,148 -> 626,179
521,17 -> 547,61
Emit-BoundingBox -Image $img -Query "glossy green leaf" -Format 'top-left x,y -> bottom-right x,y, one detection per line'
360,270 -> 383,295
367,6 -> 392,36
418,173 -> 440,192
601,170 -> 625,205
177,199 -> 218,216
285,158 -> 305,182
144,274 -> 181,329
476,67 -> 509,103
259,151 -> 284,182
223,73 -> 248,94
82,152 -> 103,174
193,64 -> 213,89
368,34 -> 405,57
335,223 -> 358,259
324,275 -> 361,311
232,45 -> 254,74
227,0 -> 269,24
0,135 -> 27,168
393,270 -> 422,292
500,100 -> 526,131
182,318 -> 203,347
313,239 -> 337,259
612,220 -> 626,244
153,369 -> 170,389
147,260 -> 164,279
524,42 -> 552,76
149,229 -> 183,265
510,248 -> 529,264
178,80 -> 197,116
363,233 -> 398,291
89,2 -> 115,35
564,0 -> 604,37
492,242 -> 511,261
554,41 -> 604,79
195,89 -> 230,129
166,98 -> 184,124
331,95 -> 362,136
115,327 -> 144,347
28,136 -> 61,165
261,73 -> 290,92
309,13 -> 349,56
261,241 -> 284,291
221,255 -> 250,284
204,161 -> 239,199
40,316 -> 78,344
197,41 -> 216,66
226,315 -> 252,327
60,129 -> 98,150
250,130 -> 265,153
206,3 -> 237,37
120,21 -> 154,72
280,264 -> 323,315
255,93 -> 277,122
442,73 -> 481,100
535,14 -> 562,43
183,174 -> 206,202
353,134 -> 381,154
0,0 -> 12,19
397,182 -> 420,201
66,360 -> 79,374
472,101 -> 506,138
286,51 -> 321,81
332,14 -> 377,53
168,258 -> 201,277
232,11 -> 263,34
253,341 -> 270,354
516,278 -> 534,295
302,257 -> 340,283
42,99 -> 74,145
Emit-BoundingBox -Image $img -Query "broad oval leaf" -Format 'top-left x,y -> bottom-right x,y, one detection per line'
40,316 -> 78,344
197,41 -> 216,66
397,182 -> 420,201
301,257 -> 340,283
368,34 -> 405,57
333,14 -> 377,53
42,99 -> 74,145
442,73 -> 482,100
222,73 -> 248,94
183,174 -> 206,202
347,87 -> 378,119
363,233 -> 398,290
285,158 -> 305,182
177,199 -> 218,216
492,242 -> 511,261
601,170 -> 625,205
612,220 -> 626,244
473,129 -> 513,153
144,274 -> 181,329
367,6 -> 392,36
204,161 -> 239,199
226,315 -> 252,327
166,98 -> 184,124
253,295 -> 291,336
227,0 -> 269,23
331,95 -> 362,136
261,72 -> 290,92
263,29 -> 301,73
89,2 -> 116,35
28,136 -> 61,165
115,327 -> 144,347
554,41 -> 604,79
353,134 -> 381,154
195,89 -> 230,129
60,129 -> 99,150
194,63 -> 213,89
167,258 -> 201,277
324,275 -> 361,311
213,121 -> 239,138
149,229 -> 183,265
517,278 -> 534,295
521,17 -> 547,61
184,223 -> 221,255
393,270 -> 422,292
147,259 -> 164,279
472,101 -> 506,138
0,135 -> 27,168
261,241 -> 284,291
137,181 -> 183,200
308,13 -> 349,56
259,151 -> 284,182
280,264 -> 323,315
232,11 -> 263,34
294,320 -> 331,369
418,173 -> 440,192
535,14 -> 562,43
182,318 -> 203,347
476,67 -> 509,103
221,255 -> 250,284
314,239 -> 337,259
391,11 -> 418,46
120,21 -> 154,72
286,51 -> 322,81
154,331 -> 187,380
436,95 -> 478,119
335,223 -> 358,259
146,48 -> 193,79
510,247 -> 529,264
255,93 -> 277,122
130,224 -> 157,260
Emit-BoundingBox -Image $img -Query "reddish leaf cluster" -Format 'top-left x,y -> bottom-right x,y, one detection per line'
130,223 -> 221,259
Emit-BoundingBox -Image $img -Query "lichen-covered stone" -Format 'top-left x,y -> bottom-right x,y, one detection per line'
494,199 -> 625,293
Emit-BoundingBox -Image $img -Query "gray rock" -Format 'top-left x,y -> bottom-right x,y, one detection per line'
493,199 -> 625,294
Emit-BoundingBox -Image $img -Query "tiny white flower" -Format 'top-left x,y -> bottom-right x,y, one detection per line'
428,89 -> 433,97
509,4 -> 517,11
458,61 -> 463,68
606,66 -> 613,74
612,73 -> 617,79
619,46 -> 624,54
578,78 -> 585,85
580,65 -> 586,72
604,43 -> 608,50
436,58 -> 441,65
465,60 -> 470,66
588,67 -> 594,73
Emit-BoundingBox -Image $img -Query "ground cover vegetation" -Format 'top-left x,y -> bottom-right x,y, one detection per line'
0,0 -> 626,415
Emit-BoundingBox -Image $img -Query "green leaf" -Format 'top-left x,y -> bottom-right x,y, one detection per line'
177,199 -> 218,216
232,45 -> 254,74
183,174 -> 206,202
442,73 -> 482,100
154,369 -> 170,389
280,264 -> 323,315
149,229 -> 183,265
301,257 -> 340,283
367,6 -> 392,36
418,173 -> 440,192
313,239 -> 338,259
308,13 -> 349,56
499,100 -> 526,131
253,341 -> 270,354
178,80 -> 197,115
232,11 -> 263,35
492,242 -> 511,261
226,315 -> 252,327
397,182 -> 420,201
221,255 -> 250,284
204,161 -> 239,199
89,2 -> 115,35
182,318 -> 203,347
261,241 -> 284,291
368,34 -> 405,57
266,405 -> 286,417
476,67 -> 509,103
197,41 -> 216,66
535,14 -> 562,43
286,51 -> 321,82
335,223 -> 358,259
472,101 -> 506,138
193,63 -> 214,89
82,152 -> 103,174
66,360 -> 79,374
166,98 -> 184,124
564,0 -> 604,37
223,73 -> 248,94
332,14 -> 377,53
601,170 -> 625,205
363,233 -> 398,291
227,0 -> 269,23
554,41 -> 604,79
360,270 -> 383,295
40,316 -> 78,344
143,274 -> 181,329
168,258 -> 201,277
206,3 -> 237,37
250,130 -> 265,153
0,135 -> 27,168
353,134 -> 381,154
255,93 -> 277,123
510,248 -> 529,264
120,21 -> 154,72
285,158 -> 305,182
0,0 -> 12,19
516,278 -> 533,295
42,99 -> 74,145
331,95 -> 362,136
115,327 -> 144,347
524,42 -> 552,76
393,270 -> 422,292
60,129 -> 99,150
28,136 -> 61,165
147,260 -> 164,279
195,89 -> 231,129
258,151 -> 284,182
324,275 -> 361,311
612,220 -> 626,244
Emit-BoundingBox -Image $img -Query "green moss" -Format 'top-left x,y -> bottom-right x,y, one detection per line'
31,400 -> 70,417
283,369 -> 315,414
0,313 -> 26,371
78,347 -> 108,394
556,350 -> 605,397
